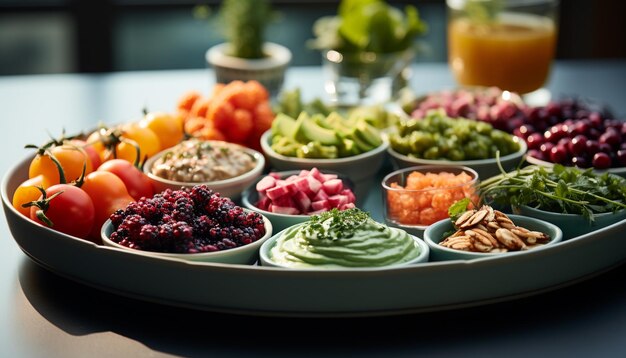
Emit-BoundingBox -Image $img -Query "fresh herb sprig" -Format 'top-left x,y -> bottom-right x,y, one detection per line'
479,164 -> 626,223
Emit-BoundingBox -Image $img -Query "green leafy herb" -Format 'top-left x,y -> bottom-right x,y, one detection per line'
479,164 -> 626,223
304,208 -> 381,241
448,198 -> 471,222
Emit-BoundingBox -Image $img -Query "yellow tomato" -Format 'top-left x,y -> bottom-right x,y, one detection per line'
139,111 -> 184,150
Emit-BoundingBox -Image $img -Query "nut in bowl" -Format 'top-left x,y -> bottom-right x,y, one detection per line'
387,109 -> 527,179
424,208 -> 562,261
241,168 -> 357,233
101,185 -> 272,265
259,208 -> 429,270
143,139 -> 265,200
382,165 -> 479,237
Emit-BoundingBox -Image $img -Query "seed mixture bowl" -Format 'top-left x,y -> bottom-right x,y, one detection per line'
143,139 -> 265,200
424,214 -> 562,261
382,165 -> 479,238
101,212 -> 273,265
241,169 -> 356,233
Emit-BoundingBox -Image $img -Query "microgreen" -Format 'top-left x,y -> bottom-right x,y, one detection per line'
479,164 -> 626,223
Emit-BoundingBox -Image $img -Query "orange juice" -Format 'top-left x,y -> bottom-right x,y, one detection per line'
448,13 -> 557,94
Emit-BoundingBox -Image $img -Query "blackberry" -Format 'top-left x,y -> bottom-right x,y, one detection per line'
108,184 -> 266,254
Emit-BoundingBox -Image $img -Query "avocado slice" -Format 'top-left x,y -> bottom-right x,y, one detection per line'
355,120 -> 382,147
295,113 -> 340,146
271,113 -> 298,138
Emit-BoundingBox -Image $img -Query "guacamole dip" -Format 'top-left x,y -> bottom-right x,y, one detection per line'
269,208 -> 420,268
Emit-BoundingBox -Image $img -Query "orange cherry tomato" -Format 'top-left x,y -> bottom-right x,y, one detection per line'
12,175 -> 44,217
117,122 -> 161,162
28,144 -> 93,188
139,111 -> 184,150
69,139 -> 102,170
81,170 -> 135,241
97,159 -> 154,200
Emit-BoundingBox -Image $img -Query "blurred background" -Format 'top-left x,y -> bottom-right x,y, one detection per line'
0,0 -> 624,76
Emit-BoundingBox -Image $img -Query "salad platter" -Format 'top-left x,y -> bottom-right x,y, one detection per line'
3,154 -> 626,317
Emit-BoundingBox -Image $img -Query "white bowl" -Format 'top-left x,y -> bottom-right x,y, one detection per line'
241,170 -> 357,233
143,140 -> 265,200
387,136 -> 527,180
259,225 -> 430,270
424,214 -> 563,261
101,213 -> 273,265
260,130 -> 389,199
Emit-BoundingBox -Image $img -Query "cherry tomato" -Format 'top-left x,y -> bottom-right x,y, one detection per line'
81,171 -> 135,241
28,184 -> 95,239
139,111 -> 184,150
69,139 -> 102,170
117,122 -> 161,163
12,175 -> 44,217
97,159 -> 154,200
28,144 -> 93,188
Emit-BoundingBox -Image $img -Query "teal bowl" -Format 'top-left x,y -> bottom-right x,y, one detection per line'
259,225 -> 430,270
241,170 -> 356,233
424,214 -> 562,261
512,205 -> 626,241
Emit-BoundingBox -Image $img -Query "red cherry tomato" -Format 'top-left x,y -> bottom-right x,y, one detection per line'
81,170 -> 135,241
28,184 -> 95,239
97,159 -> 154,200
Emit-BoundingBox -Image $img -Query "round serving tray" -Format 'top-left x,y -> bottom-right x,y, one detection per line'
3,155 -> 626,317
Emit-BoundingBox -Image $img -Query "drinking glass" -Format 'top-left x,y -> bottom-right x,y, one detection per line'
321,47 -> 416,106
447,0 -> 559,98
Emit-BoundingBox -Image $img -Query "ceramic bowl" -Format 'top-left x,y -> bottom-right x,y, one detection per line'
258,225 -> 430,270
260,130 -> 389,197
101,212 -> 273,265
424,214 -> 563,261
241,169 -> 356,233
143,140 -> 265,200
512,205 -> 626,241
387,136 -> 526,180
381,165 -> 480,238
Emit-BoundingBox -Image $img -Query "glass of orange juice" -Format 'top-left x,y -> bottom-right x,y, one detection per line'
447,0 -> 559,96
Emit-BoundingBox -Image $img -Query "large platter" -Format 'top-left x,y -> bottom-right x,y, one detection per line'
3,155 -> 626,317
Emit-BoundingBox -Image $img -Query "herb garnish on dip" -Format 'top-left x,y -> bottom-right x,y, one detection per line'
269,208 -> 420,268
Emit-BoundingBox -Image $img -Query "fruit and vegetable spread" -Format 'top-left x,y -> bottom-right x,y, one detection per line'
385,170 -> 478,226
269,208 -> 420,268
269,111 -> 383,159
109,185 -> 266,254
255,168 -> 356,215
390,109 -> 520,161
150,139 -> 257,183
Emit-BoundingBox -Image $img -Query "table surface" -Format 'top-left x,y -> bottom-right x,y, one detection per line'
1,61 -> 626,357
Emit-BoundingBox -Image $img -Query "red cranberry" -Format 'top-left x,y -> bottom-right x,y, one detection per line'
592,152 -> 611,169
550,146 -> 568,164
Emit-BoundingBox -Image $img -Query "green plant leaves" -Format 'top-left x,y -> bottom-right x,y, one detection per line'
311,0 -> 427,54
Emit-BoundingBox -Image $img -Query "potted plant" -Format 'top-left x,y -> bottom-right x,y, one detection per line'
308,0 -> 428,105
205,0 -> 292,97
